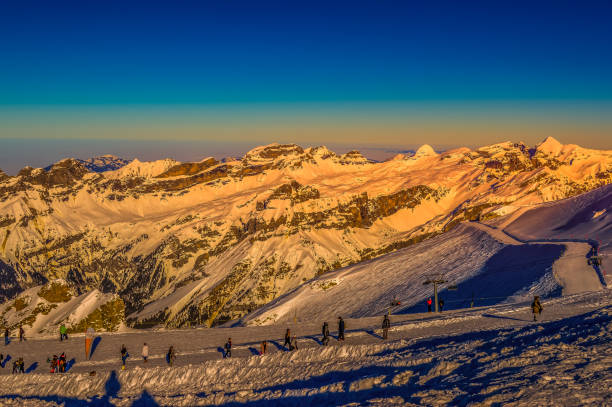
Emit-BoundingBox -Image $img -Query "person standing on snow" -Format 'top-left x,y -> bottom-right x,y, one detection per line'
427,298 -> 433,312
167,346 -> 176,366
439,299 -> 445,312
59,352 -> 67,373
322,322 -> 330,346
142,343 -> 149,363
260,340 -> 267,355
59,324 -> 68,341
4,328 -> 8,345
13,357 -> 24,373
284,329 -> 291,350
120,344 -> 128,370
49,355 -> 58,373
224,338 -> 232,358
531,296 -> 543,321
18,326 -> 25,342
338,317 -> 345,341
381,315 -> 390,340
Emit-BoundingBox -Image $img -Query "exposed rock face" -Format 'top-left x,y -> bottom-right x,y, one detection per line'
156,158 -> 218,178
0,139 -> 610,328
45,155 -> 130,173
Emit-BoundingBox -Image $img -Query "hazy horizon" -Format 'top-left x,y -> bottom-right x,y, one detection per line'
1,1 -> 611,173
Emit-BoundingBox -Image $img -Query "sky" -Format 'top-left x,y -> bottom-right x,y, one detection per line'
0,0 -> 611,173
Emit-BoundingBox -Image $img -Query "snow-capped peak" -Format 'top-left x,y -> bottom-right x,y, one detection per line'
415,144 -> 437,157
243,143 -> 305,163
536,136 -> 564,155
308,146 -> 337,160
106,157 -> 180,179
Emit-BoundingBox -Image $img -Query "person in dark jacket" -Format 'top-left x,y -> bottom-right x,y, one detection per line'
18,326 -> 25,342
284,329 -> 291,350
260,340 -> 267,355
322,322 -> 330,346
531,296 -> 543,321
4,328 -> 8,345
382,315 -> 390,340
224,338 -> 232,358
338,317 -> 345,341
120,344 -> 128,370
59,352 -> 67,373
167,346 -> 176,366
439,298 -> 445,312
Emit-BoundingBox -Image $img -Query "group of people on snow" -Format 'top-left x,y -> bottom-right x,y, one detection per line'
426,297 -> 445,312
1,296 -> 546,373
47,352 -> 68,373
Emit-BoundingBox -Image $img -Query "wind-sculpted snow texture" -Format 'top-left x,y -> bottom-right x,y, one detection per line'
0,291 -> 609,406
0,138 -> 610,331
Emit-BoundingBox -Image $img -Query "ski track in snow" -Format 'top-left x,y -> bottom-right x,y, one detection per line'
0,290 -> 609,406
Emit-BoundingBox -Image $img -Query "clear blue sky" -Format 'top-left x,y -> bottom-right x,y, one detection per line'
0,0 -> 611,172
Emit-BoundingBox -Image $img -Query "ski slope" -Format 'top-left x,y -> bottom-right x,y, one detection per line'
242,185 -> 609,326
0,290 -> 609,406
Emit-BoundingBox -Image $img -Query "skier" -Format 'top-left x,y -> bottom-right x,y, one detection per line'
427,298 -> 433,312
224,337 -> 232,358
142,343 -> 149,363
381,315 -> 390,340
59,324 -> 68,341
284,329 -> 291,350
531,296 -> 543,321
338,317 -> 345,341
439,298 -> 445,312
4,328 -> 8,345
322,322 -> 330,346
260,340 -> 267,355
12,360 -> 18,374
120,344 -> 128,370
167,346 -> 176,366
18,326 -> 25,342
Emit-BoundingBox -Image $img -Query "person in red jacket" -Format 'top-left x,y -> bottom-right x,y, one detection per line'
427,298 -> 433,312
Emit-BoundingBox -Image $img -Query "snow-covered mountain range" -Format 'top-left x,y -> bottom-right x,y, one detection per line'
0,137 -> 610,334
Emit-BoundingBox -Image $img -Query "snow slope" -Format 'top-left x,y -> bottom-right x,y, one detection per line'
0,290 -> 609,406
244,186 -> 610,326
